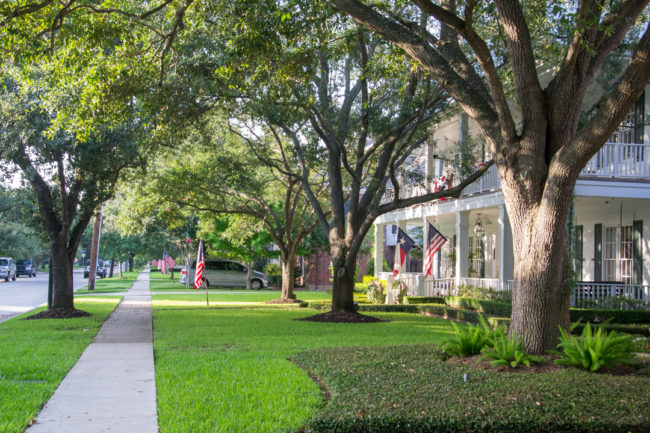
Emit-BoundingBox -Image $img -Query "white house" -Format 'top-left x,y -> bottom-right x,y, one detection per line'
374,85 -> 650,307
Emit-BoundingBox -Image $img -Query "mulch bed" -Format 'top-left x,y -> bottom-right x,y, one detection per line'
23,309 -> 91,320
298,311 -> 388,323
266,298 -> 303,304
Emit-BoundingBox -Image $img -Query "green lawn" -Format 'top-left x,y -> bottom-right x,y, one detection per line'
152,291 -> 332,309
153,307 -> 455,433
74,270 -> 142,294
0,298 -> 122,433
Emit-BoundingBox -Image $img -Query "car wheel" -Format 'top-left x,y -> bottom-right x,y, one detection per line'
251,279 -> 262,290
4,276 -> 8,282
12,274 -> 16,281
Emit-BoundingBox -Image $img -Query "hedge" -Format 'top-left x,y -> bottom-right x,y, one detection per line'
444,296 -> 512,316
572,322 -> 650,337
570,309 -> 650,324
404,296 -> 444,305
357,304 -> 419,313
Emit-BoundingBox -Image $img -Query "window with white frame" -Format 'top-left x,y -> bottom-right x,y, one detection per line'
603,225 -> 634,283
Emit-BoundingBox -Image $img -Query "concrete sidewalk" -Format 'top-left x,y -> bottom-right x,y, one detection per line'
26,270 -> 158,433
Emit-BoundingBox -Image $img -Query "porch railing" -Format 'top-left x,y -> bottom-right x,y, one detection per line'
572,282 -> 650,308
581,143 -> 650,178
381,142 -> 650,203
420,278 -> 650,309
423,277 -> 512,296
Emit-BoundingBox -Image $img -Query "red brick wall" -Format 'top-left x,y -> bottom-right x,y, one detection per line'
305,249 -> 370,289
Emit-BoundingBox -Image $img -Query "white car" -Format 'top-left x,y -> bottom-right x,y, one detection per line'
0,257 -> 17,281
179,259 -> 268,290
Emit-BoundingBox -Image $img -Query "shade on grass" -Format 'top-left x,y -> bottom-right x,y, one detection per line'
74,270 -> 142,294
0,298 -> 121,433
153,308 -> 455,433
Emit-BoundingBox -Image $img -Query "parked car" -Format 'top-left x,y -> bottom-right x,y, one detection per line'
0,257 -> 17,282
16,259 -> 37,278
179,258 -> 268,290
84,259 -> 108,279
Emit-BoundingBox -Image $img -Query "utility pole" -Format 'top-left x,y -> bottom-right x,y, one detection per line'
88,205 -> 103,291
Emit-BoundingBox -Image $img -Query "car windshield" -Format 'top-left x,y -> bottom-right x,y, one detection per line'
0,259 -> 8,266
17,260 -> 30,265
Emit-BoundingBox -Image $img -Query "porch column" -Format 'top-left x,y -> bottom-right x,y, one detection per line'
498,204 -> 514,290
374,223 -> 384,279
455,211 -> 469,286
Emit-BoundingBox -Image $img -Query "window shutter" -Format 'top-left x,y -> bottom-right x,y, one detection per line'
594,224 -> 602,281
633,220 -> 643,284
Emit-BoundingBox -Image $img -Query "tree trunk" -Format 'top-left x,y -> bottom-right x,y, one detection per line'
50,240 -> 75,310
505,184 -> 574,354
280,252 -> 297,300
109,257 -> 115,278
330,251 -> 357,313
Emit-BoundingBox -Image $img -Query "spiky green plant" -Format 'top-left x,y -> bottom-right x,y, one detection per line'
551,322 -> 636,372
480,331 -> 545,368
442,315 -> 500,357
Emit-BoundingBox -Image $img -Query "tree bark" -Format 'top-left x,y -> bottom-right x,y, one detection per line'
505,188 -> 573,353
330,246 -> 358,313
280,251 -> 297,300
50,238 -> 75,310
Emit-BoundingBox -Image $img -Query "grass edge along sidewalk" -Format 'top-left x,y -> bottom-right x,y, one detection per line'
0,297 -> 122,433
74,269 -> 142,294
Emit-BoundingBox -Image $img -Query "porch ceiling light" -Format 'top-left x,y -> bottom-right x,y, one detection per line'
473,215 -> 484,237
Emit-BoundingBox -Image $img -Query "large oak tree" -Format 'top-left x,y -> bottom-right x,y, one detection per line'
334,0 -> 650,351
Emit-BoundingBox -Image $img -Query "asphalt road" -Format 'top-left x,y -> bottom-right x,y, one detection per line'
0,268 -> 88,323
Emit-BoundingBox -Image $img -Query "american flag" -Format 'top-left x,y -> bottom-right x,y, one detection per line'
194,240 -> 204,290
160,251 -> 176,275
424,223 -> 447,277
393,228 -> 415,276
151,259 -> 158,267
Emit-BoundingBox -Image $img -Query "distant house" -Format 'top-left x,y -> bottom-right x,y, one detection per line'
374,85 -> 650,307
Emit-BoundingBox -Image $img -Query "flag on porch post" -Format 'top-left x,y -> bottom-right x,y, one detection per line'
393,228 -> 415,275
424,223 -> 447,277
194,240 -> 205,290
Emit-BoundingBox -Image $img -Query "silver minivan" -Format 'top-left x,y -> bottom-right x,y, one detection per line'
179,259 -> 268,290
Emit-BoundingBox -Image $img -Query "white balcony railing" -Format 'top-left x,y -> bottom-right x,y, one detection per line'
581,143 -> 650,178
382,142 -> 650,203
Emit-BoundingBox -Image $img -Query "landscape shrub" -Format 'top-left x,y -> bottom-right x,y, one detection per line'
442,315 -> 499,357
389,280 -> 408,304
404,296 -> 444,304
365,279 -> 385,304
552,322 -> 637,372
575,296 -> 648,310
480,331 -> 545,368
570,309 -> 650,324
357,304 -> 419,313
571,322 -> 650,337
444,297 -> 512,316
455,285 -> 513,302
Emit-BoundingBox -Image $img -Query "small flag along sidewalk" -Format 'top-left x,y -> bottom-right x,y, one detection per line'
26,269 -> 158,433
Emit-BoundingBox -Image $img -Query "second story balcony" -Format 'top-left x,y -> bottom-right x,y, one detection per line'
382,142 -> 650,204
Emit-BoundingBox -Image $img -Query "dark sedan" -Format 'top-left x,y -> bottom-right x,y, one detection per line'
16,259 -> 37,278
